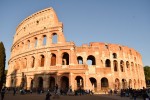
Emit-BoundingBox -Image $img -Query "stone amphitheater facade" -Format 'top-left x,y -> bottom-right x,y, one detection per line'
6,7 -> 146,92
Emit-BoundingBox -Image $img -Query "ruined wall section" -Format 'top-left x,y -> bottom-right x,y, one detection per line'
10,7 -> 66,58
14,7 -> 61,43
75,42 -> 145,88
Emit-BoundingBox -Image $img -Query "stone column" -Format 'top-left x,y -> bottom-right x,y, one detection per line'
37,35 -> 43,47
45,52 -> 51,69
70,47 -> 75,65
47,34 -> 52,46
35,54 -> 40,69
57,49 -> 61,66
69,73 -> 73,90
43,75 -> 49,90
85,73 -> 89,90
118,60 -> 121,81
26,76 -> 31,90
124,61 -> 127,77
56,73 -> 60,87
57,31 -> 66,44
30,38 -> 34,49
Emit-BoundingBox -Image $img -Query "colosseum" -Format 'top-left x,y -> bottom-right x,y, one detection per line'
6,7 -> 146,92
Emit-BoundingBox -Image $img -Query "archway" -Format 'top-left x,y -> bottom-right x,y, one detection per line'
113,60 -> 118,71
38,77 -> 43,89
61,76 -> 69,91
101,77 -> 109,90
75,76 -> 84,89
122,79 -> 127,89
51,53 -> 56,66
30,79 -> 33,90
60,76 -> 69,91
49,77 -> 55,91
62,52 -> 69,65
87,55 -> 96,65
77,56 -> 83,64
129,79 -> 132,88
115,78 -> 120,90
89,77 -> 97,92
105,59 -> 111,67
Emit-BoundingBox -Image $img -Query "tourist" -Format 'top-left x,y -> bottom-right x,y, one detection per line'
45,92 -> 51,100
13,87 -> 16,96
1,87 -> 6,100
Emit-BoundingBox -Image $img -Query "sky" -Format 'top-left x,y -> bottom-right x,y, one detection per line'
0,0 -> 150,69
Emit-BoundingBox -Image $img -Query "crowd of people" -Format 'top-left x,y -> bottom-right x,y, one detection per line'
1,85 -> 150,100
119,87 -> 150,100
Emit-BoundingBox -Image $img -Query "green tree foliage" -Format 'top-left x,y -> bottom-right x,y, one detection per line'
144,66 -> 150,86
0,42 -> 6,88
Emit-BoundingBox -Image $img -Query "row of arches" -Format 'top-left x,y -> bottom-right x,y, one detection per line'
11,53 -> 141,72
10,75 -> 143,91
12,33 -> 59,55
34,76 -> 109,91
106,59 -> 139,72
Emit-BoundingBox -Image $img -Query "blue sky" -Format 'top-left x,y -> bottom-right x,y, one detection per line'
0,0 -> 150,69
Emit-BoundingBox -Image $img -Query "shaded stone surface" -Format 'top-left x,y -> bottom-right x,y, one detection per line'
4,93 -> 143,100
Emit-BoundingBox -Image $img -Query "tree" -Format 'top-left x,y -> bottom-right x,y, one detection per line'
0,42 -> 6,89
144,66 -> 150,87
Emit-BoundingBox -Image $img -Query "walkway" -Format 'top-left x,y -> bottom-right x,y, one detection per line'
3,92 -> 143,100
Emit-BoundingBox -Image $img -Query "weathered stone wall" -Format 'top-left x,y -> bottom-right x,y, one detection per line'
6,7 -> 146,92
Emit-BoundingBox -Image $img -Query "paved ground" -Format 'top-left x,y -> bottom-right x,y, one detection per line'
3,92 -> 143,100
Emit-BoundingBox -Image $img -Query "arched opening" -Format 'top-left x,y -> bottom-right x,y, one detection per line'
134,79 -> 136,89
75,76 -> 84,89
62,52 -> 69,65
43,35 -> 47,45
20,75 -> 26,89
101,77 -> 109,90
131,62 -> 134,72
86,55 -> 96,65
113,60 -> 118,71
77,56 -> 83,64
34,37 -> 38,47
126,61 -> 129,68
129,79 -> 132,88
38,77 -> 43,89
120,60 -> 124,72
49,77 -> 55,91
89,77 -> 97,92
105,59 -> 111,67
122,79 -> 127,89
40,55 -> 45,67
27,40 -> 30,49
30,79 -> 33,90
112,53 -> 117,58
23,58 -> 27,69
51,53 -> 56,66
60,76 -> 69,91
52,33 -> 58,44
31,56 -> 35,68
115,78 -> 120,90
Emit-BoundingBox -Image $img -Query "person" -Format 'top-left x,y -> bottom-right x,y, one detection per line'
45,92 -> 51,100
13,87 -> 16,96
1,87 -> 5,100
